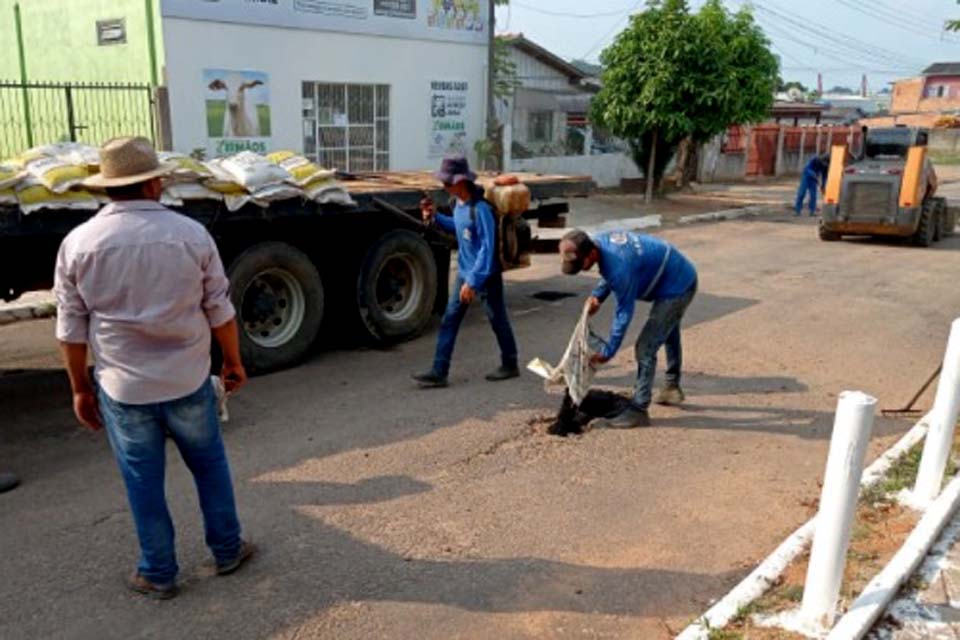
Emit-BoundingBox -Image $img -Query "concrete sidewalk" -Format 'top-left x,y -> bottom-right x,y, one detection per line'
871,514 -> 960,639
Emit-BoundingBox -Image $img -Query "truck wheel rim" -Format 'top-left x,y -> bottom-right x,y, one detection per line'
375,254 -> 422,323
241,268 -> 306,348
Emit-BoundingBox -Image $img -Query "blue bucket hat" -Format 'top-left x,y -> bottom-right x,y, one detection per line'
433,155 -> 477,185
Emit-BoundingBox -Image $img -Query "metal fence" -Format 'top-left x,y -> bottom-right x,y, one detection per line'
0,81 -> 156,159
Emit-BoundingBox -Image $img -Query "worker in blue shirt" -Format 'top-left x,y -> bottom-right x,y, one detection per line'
795,153 -> 830,216
412,156 -> 518,388
560,229 -> 698,428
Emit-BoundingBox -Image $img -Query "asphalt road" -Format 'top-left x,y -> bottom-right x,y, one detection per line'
2,214 -> 958,639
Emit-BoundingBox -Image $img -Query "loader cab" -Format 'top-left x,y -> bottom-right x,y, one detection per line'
863,127 -> 928,160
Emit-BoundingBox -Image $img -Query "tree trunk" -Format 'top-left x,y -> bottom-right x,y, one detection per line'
673,137 -> 690,189
645,128 -> 657,204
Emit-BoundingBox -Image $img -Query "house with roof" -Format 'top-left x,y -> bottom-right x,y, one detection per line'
497,34 -> 639,188
862,63 -> 960,128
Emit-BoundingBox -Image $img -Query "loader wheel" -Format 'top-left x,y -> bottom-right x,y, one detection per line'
357,230 -> 437,342
912,199 -> 936,247
937,199 -> 955,238
818,222 -> 841,242
228,242 -> 325,374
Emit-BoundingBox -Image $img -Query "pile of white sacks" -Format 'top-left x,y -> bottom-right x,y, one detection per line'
0,143 -> 355,215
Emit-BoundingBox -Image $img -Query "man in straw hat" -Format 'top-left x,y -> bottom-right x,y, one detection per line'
54,137 -> 254,599
412,155 -> 519,388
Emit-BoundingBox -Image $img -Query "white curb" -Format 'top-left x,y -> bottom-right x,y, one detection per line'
676,204 -> 771,225
676,413 -> 933,640
0,298 -> 56,326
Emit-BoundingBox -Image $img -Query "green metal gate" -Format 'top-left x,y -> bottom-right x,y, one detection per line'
0,81 -> 156,159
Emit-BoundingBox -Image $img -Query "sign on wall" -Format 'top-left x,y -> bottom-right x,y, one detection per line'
161,0 -> 488,45
428,80 -> 469,158
203,69 -> 272,155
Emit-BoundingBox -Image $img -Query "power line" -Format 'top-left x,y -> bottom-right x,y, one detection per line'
865,0 -> 960,36
750,1 -> 926,68
870,0 -> 953,30
755,16 -> 916,72
833,0 -> 960,45
579,1 -> 644,61
511,1 -> 640,19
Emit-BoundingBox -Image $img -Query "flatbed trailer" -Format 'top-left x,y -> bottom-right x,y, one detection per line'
0,171 -> 592,373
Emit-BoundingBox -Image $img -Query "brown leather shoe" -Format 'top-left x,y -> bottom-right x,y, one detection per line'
654,385 -> 685,406
128,573 -> 177,600
216,540 -> 257,576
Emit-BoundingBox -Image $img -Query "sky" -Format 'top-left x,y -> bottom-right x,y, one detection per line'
495,0 -> 960,93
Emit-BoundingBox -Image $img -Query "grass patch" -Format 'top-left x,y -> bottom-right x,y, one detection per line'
707,629 -> 743,640
930,151 -> 960,165
860,444 -> 923,505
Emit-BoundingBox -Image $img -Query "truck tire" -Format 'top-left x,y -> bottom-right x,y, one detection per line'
818,222 -> 841,242
912,199 -> 936,247
228,242 -> 324,374
357,229 -> 437,342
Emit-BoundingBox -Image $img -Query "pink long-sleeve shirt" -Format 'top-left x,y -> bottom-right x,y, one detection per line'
54,200 -> 236,404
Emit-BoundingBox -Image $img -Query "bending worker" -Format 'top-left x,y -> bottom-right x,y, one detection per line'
795,153 -> 830,217
560,229 -> 698,429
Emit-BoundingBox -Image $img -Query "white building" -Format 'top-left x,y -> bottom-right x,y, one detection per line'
498,34 -> 639,188
160,0 -> 492,171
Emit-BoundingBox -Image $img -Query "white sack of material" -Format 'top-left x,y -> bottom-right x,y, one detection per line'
527,301 -> 608,405
219,151 -> 290,191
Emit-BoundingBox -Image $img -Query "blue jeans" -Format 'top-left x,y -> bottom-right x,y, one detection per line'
795,175 -> 819,215
432,273 -> 518,377
632,281 -> 698,411
98,379 -> 242,586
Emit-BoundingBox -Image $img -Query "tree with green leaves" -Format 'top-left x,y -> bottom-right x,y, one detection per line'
591,0 -> 779,202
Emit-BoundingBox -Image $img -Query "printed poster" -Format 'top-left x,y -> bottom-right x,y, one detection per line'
429,80 -> 469,158
427,0 -> 486,33
203,69 -> 272,156
162,0 -> 487,45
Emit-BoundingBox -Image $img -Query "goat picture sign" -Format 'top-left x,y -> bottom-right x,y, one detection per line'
204,69 -> 272,156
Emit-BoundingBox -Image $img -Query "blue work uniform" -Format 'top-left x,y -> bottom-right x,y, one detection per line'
795,155 -> 829,215
431,197 -> 517,377
591,231 -> 698,410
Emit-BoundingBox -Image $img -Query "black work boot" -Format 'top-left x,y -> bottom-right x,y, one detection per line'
412,370 -> 449,388
485,364 -> 520,382
654,385 -> 685,406
594,406 -> 651,429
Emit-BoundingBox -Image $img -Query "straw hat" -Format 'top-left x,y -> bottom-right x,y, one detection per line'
83,137 -> 175,188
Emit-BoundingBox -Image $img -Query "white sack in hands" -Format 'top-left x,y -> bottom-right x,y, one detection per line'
527,301 -> 608,405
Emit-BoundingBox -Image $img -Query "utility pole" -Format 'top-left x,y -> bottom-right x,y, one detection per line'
486,0 -> 496,166
145,0 -> 159,87
14,2 -> 33,147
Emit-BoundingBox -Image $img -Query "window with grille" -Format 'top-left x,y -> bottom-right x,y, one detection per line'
528,111 -> 553,143
302,83 -> 390,172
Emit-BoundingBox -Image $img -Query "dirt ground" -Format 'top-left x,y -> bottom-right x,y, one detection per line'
2,204 -> 959,639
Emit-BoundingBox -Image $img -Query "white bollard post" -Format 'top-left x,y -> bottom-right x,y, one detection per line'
913,319 -> 960,504
800,391 -> 877,632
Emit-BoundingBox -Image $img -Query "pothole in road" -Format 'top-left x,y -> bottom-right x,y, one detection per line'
531,291 -> 578,302
544,389 -> 631,437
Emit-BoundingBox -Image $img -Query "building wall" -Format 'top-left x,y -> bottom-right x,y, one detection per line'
510,153 -> 640,189
161,18 -> 488,170
891,77 -> 924,114
0,0 -> 163,83
923,75 -> 960,100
